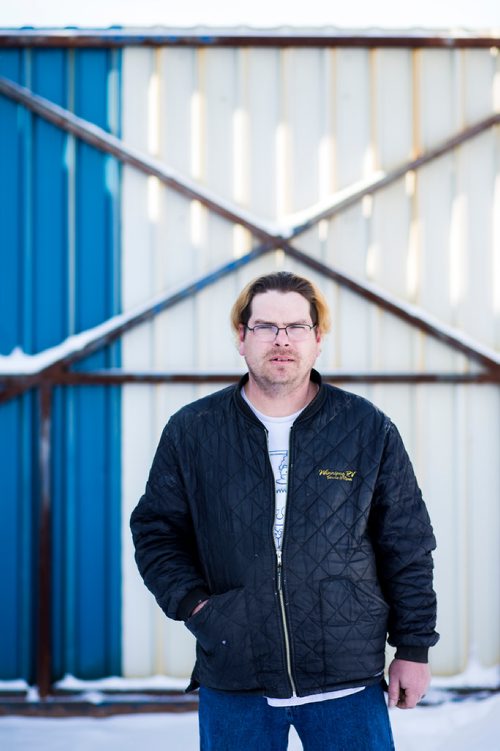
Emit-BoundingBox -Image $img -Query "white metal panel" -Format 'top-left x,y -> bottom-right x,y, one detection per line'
455,132 -> 497,346
466,385 -> 500,669
420,384 -> 469,675
121,385 -> 161,677
368,48 -> 416,418
121,48 -> 160,677
374,49 -> 414,170
245,49 -> 280,220
463,49 -> 498,125
411,49 -> 470,672
324,209 -> 371,375
284,49 -> 324,214
324,49 -> 372,387
454,50 -> 500,670
120,43 -> 500,680
334,49 -> 372,189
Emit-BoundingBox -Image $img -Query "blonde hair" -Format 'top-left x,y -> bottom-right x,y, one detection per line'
230,271 -> 331,337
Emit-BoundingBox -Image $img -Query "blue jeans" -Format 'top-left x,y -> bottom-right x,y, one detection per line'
198,681 -> 395,751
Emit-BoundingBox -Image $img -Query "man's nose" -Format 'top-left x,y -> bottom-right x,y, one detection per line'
274,328 -> 289,345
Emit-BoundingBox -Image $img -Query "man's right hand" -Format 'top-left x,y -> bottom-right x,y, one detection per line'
190,599 -> 209,617
388,659 -> 431,709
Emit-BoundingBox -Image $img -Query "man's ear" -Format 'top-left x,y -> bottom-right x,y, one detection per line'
238,324 -> 246,355
315,328 -> 323,358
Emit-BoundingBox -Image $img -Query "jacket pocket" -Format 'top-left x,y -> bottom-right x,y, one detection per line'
185,587 -> 259,690
320,577 -> 389,682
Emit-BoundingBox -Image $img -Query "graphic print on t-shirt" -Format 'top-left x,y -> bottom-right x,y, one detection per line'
269,449 -> 288,550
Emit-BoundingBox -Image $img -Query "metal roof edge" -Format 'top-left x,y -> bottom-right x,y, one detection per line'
0,26 -> 499,47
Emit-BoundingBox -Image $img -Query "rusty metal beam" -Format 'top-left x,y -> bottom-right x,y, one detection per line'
3,67 -> 499,251
0,246 -> 271,404
0,30 -> 498,49
2,71 -> 499,253
0,77 -> 279,243
2,75 -> 499,249
288,115 -> 500,237
0,375 -> 45,405
1,685 -> 497,715
37,384 -> 53,698
1,233 -> 499,396
282,245 -> 500,372
1,76 -> 499,396
0,695 -> 199,716
2,370 -> 499,386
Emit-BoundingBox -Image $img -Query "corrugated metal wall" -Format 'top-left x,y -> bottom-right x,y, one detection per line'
120,45 -> 500,679
0,47 -> 122,682
1,38 -> 498,687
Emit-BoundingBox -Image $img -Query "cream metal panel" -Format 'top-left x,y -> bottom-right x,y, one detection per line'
323,49 -> 372,383
121,45 -> 500,679
467,386 -> 500,669
121,49 -> 160,677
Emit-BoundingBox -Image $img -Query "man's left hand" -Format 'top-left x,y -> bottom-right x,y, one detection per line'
388,658 -> 431,709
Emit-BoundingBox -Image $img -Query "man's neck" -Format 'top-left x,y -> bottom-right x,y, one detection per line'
243,375 -> 318,417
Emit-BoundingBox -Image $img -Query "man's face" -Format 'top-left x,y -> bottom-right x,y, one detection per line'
238,290 -> 322,391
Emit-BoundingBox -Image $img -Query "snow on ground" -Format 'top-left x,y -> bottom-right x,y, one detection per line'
1,694 -> 499,750
389,694 -> 500,751
2,665 -> 499,749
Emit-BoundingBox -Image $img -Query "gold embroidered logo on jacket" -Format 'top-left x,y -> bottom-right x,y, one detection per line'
318,469 -> 357,482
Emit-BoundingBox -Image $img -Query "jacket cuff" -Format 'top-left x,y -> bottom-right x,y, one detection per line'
177,588 -> 211,621
394,645 -> 429,663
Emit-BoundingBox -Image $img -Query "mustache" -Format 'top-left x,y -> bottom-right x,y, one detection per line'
267,349 -> 297,358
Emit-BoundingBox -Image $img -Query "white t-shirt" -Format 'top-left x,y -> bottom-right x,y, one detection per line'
241,388 -> 365,706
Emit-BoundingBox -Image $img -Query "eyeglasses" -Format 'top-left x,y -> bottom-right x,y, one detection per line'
245,323 -> 317,342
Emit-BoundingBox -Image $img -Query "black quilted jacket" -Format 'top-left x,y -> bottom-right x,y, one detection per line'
130,371 -> 438,698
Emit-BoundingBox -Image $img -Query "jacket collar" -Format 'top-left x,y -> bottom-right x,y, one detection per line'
233,369 -> 327,425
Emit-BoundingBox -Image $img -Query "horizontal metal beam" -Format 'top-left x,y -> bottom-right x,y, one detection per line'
0,30 -> 499,49
0,695 -> 199,717
2,370 -> 499,386
0,685 -> 495,715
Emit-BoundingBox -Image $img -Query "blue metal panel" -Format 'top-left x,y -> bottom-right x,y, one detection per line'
31,49 -> 68,352
0,395 -> 34,681
28,52 -> 69,687
0,50 -> 23,351
54,47 -> 122,680
0,49 -> 35,682
0,47 -> 122,682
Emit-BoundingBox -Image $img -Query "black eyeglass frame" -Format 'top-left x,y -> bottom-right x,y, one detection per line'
245,323 -> 317,340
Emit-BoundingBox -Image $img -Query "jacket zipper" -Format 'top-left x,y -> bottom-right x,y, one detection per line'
276,547 -> 297,695
266,426 -> 297,696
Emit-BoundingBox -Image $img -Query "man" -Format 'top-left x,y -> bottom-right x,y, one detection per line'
131,271 -> 439,750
